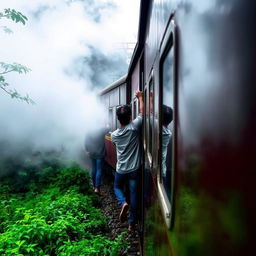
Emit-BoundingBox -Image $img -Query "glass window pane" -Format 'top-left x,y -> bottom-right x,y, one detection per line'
144,88 -> 147,151
149,79 -> 154,157
109,108 -> 113,131
161,47 -> 173,201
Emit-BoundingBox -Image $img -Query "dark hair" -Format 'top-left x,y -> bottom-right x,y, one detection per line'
116,105 -> 132,125
163,105 -> 173,126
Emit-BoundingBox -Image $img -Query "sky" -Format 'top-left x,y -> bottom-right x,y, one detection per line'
0,0 -> 140,166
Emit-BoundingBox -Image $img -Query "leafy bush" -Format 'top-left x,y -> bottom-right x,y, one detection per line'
58,234 -> 126,256
53,164 -> 92,194
0,163 -> 126,255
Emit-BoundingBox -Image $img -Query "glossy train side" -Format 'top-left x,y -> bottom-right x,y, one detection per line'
100,0 -> 256,255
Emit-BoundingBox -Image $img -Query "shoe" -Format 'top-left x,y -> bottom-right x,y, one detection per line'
119,203 -> 129,222
94,188 -> 100,195
128,225 -> 134,231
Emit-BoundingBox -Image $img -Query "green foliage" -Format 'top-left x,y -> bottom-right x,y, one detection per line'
0,163 -> 126,255
54,165 -> 92,194
0,62 -> 30,74
0,62 -> 34,104
0,8 -> 33,104
0,8 -> 27,34
58,233 -> 126,256
0,155 -> 64,192
0,9 -> 28,25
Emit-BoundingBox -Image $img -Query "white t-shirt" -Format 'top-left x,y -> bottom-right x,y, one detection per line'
162,126 -> 172,177
111,114 -> 142,174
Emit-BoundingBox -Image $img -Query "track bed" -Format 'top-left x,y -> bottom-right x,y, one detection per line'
99,174 -> 141,256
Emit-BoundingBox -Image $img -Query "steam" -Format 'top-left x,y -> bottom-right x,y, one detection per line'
0,0 -> 140,168
175,0 -> 254,146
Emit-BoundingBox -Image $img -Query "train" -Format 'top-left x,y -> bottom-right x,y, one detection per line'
100,0 -> 256,255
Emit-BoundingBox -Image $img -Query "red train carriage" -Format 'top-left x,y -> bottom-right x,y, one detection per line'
100,0 -> 256,255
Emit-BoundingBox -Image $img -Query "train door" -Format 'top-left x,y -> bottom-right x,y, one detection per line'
138,53 -> 145,250
158,19 -> 178,229
143,69 -> 155,205
145,70 -> 154,167
130,54 -> 144,244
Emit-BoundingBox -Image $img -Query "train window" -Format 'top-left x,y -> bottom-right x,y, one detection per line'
158,20 -> 177,229
108,108 -> 114,131
114,106 -> 118,130
109,87 -> 119,107
120,83 -> 126,105
148,78 -> 154,162
161,47 -> 173,202
144,87 -> 147,151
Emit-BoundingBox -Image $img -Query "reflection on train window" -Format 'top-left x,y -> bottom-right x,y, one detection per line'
149,79 -> 154,159
144,88 -> 147,151
161,47 -> 174,201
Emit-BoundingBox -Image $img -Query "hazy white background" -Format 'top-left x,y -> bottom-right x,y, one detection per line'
0,0 -> 140,163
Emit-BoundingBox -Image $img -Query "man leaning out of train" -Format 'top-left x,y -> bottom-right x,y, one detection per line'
111,90 -> 144,231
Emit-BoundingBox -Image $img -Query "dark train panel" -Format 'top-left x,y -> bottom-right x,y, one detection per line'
100,0 -> 256,255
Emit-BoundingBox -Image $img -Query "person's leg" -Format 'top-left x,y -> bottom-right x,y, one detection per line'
114,172 -> 130,222
114,172 -> 127,205
95,158 -> 103,190
91,158 -> 96,188
128,170 -> 138,227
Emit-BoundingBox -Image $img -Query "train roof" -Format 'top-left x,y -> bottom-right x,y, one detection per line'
99,74 -> 127,96
127,0 -> 150,77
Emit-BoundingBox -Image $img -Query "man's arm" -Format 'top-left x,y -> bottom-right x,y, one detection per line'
135,90 -> 144,115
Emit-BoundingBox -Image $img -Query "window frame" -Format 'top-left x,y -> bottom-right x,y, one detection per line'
157,19 -> 178,229
143,86 -> 148,152
109,106 -> 119,132
132,97 -> 139,120
146,70 -> 154,166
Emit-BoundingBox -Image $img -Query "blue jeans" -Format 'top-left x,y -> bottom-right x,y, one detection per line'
114,170 -> 138,226
91,158 -> 103,189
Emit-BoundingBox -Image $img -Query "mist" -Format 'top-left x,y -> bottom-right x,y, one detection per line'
0,0 -> 140,171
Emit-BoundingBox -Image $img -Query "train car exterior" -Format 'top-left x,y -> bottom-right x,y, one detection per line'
137,0 -> 256,255
100,75 -> 127,169
101,0 -> 256,255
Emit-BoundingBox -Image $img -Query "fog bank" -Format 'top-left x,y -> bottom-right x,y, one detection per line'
0,0 -> 140,169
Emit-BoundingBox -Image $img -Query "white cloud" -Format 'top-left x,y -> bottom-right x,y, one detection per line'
0,0 -> 140,163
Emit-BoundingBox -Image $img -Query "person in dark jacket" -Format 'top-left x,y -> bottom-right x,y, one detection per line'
85,126 -> 109,194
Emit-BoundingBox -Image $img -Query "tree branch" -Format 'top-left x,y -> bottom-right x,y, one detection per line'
0,69 -> 15,75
